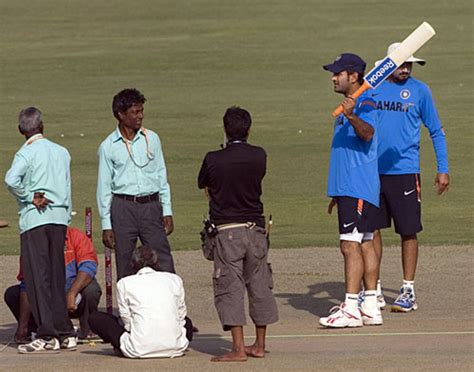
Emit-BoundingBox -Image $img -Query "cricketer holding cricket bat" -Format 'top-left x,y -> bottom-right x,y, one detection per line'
319,53 -> 382,329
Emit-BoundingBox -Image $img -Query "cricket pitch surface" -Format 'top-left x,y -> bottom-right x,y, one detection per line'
1,245 -> 473,371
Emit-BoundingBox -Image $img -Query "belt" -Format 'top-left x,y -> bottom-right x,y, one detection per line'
114,193 -> 159,204
216,222 -> 256,231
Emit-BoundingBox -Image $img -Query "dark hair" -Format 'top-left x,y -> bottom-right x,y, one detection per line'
112,88 -> 146,120
347,70 -> 365,85
223,106 -> 252,141
130,245 -> 160,273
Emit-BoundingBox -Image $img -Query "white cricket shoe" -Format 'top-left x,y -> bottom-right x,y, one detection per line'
18,338 -> 60,354
60,336 -> 77,351
319,303 -> 363,328
359,290 -> 387,310
360,302 -> 383,326
377,292 -> 386,310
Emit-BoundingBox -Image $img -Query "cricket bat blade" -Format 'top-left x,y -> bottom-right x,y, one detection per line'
332,22 -> 436,117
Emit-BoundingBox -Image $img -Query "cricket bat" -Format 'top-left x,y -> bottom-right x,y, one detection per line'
332,21 -> 436,117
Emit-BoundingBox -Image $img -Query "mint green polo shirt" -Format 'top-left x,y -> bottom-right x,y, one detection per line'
96,127 -> 173,230
5,134 -> 71,233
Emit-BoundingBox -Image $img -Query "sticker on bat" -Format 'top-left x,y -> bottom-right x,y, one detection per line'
365,57 -> 397,88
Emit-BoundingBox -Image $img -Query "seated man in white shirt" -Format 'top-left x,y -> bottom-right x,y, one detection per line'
89,245 -> 193,358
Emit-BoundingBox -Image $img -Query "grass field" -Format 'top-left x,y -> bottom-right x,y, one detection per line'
0,0 -> 472,255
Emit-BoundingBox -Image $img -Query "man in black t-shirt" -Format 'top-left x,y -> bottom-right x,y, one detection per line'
198,106 -> 278,362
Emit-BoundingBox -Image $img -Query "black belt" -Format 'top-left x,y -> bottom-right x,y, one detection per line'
114,193 -> 159,204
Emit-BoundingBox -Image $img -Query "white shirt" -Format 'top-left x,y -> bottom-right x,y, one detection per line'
117,267 -> 189,358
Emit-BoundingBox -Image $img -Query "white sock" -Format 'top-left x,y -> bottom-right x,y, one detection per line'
364,290 -> 378,311
403,280 -> 415,295
376,280 -> 382,295
345,293 -> 359,311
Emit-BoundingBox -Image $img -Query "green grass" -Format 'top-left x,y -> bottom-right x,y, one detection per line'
0,0 -> 472,254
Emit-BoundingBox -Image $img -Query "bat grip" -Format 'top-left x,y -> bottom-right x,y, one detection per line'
331,81 -> 371,117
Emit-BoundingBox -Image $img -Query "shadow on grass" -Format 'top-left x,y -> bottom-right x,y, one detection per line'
276,282 -> 399,317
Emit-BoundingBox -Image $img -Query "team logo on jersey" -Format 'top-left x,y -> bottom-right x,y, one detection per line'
400,89 -> 411,99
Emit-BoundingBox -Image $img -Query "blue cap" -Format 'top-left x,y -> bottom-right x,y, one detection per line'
323,53 -> 366,74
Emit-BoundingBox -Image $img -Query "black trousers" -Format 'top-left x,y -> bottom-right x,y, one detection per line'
111,197 -> 175,279
4,280 -> 101,338
20,224 -> 74,339
89,311 -> 194,350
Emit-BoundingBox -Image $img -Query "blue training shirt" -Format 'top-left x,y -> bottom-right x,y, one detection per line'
327,91 -> 380,207
371,77 -> 448,175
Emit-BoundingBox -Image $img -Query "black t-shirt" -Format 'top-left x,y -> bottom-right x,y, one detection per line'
198,141 -> 266,227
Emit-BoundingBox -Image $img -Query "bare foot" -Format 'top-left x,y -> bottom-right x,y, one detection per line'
14,329 -> 29,344
211,350 -> 248,362
245,344 -> 265,358
14,336 -> 30,344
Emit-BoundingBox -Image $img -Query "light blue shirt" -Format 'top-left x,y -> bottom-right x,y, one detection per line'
5,134 -> 72,233
97,127 -> 172,230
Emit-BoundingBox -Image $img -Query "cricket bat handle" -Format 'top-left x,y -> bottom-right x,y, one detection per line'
332,81 -> 371,117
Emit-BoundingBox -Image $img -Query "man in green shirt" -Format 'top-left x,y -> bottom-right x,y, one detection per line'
97,88 -> 175,279
5,107 -> 76,353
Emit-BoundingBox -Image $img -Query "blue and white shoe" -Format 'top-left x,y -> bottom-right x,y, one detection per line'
391,286 -> 418,312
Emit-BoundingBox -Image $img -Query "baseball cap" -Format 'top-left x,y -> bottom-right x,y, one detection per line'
323,53 -> 367,74
375,42 -> 426,66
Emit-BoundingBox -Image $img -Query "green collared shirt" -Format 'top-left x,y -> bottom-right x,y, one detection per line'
5,134 -> 72,233
97,127 -> 172,230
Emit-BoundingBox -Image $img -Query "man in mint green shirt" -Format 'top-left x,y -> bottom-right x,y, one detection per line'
97,88 -> 175,279
5,107 -> 76,353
